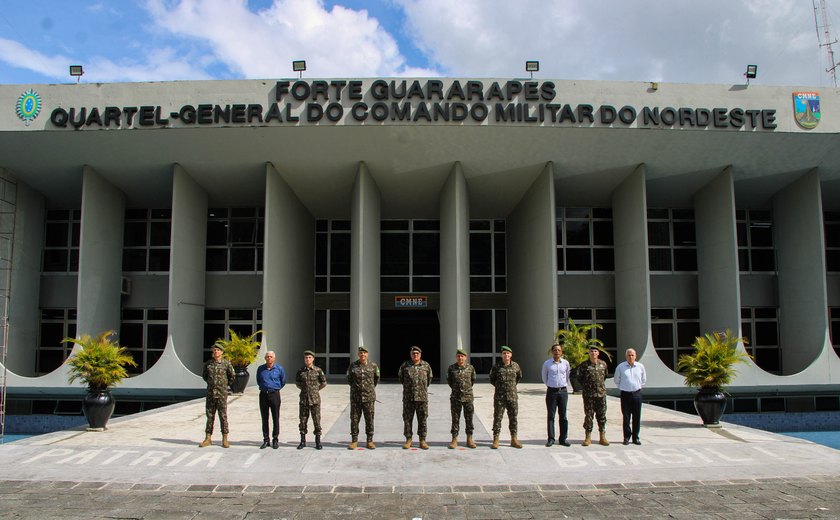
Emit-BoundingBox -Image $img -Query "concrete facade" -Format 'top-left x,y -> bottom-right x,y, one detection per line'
0,77 -> 839,397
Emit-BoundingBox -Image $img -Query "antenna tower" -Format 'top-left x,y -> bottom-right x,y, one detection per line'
814,0 -> 839,87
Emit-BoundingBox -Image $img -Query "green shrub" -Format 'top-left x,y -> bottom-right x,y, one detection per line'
64,330 -> 137,391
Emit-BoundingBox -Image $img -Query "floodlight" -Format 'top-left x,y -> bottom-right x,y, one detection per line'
69,65 -> 84,83
745,65 -> 757,79
525,61 -> 540,72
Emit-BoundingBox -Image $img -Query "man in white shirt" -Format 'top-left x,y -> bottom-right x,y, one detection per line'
541,343 -> 571,447
613,348 -> 647,445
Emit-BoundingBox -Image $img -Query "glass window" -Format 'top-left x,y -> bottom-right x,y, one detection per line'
557,207 -> 613,274
470,220 -> 506,292
738,210 -> 775,273
206,208 -> 264,273
43,210 -> 80,272
648,209 -> 697,273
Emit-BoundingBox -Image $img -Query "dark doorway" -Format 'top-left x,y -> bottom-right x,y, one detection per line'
380,310 -> 440,380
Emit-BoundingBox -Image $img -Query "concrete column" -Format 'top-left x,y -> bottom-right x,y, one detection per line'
263,163 -> 314,368
507,164 -> 556,382
439,162 -> 471,378
350,163 -> 381,362
694,168 -> 741,336
5,177 -> 45,375
76,166 -> 124,337
773,169 -> 828,374
167,165 -> 208,374
612,165 -> 651,358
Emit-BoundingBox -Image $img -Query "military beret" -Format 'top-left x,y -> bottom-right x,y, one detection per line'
212,344 -> 224,351
500,345 -> 512,353
456,348 -> 467,356
303,350 -> 316,357
588,346 -> 600,351
410,345 -> 422,354
358,346 -> 368,353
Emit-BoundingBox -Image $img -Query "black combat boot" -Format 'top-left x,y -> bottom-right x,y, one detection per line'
315,435 -> 323,450
297,434 -> 306,450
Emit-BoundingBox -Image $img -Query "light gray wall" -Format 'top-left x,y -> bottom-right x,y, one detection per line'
739,275 -> 779,307
612,165 -> 651,357
263,163 -> 314,367
557,275 -> 614,308
507,164 -> 557,382
694,168 -> 741,335
350,163 -> 381,361
167,165 -> 207,373
76,166 -> 124,337
7,178 -> 44,375
773,169 -> 828,374
649,275 -> 698,307
439,162 -> 470,377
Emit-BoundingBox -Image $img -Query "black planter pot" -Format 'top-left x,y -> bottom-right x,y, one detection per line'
231,368 -> 250,394
83,389 -> 115,430
569,366 -> 581,394
693,388 -> 727,425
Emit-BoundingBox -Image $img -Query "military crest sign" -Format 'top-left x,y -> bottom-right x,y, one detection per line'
793,92 -> 820,129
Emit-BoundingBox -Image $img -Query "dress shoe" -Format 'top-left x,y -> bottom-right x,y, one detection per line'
632,439 -> 642,445
260,440 -> 270,449
558,440 -> 571,447
272,438 -> 279,449
545,439 -> 555,447
623,439 -> 630,445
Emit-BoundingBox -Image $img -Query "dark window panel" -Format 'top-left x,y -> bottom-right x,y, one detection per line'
151,208 -> 171,219
39,322 -> 65,348
329,357 -> 350,375
753,347 -> 781,373
149,221 -> 171,246
494,233 -> 506,274
206,220 -> 228,246
331,220 -> 351,231
313,310 -> 327,350
123,222 -> 147,247
565,208 -> 590,219
125,208 -> 147,220
750,249 -> 775,271
495,309 -> 507,349
595,308 -> 616,320
652,323 -> 675,349
672,222 -> 696,246
46,209 -> 70,220
204,323 -> 226,347
119,323 -> 143,350
754,321 -> 779,346
45,222 -> 69,247
647,209 -> 669,219
649,248 -> 672,271
749,224 -> 773,247
146,324 -> 168,350
494,276 -> 506,292
826,250 -> 840,272
229,309 -> 253,321
43,249 -> 69,272
652,308 -> 674,320
647,221 -> 670,246
71,223 -> 81,247
121,309 -> 143,320
230,248 -> 256,271
592,221 -> 613,246
736,222 -> 748,247
493,220 -> 505,231
472,357 -> 493,375
381,234 -> 409,275
147,309 -> 168,320
565,249 -> 591,271
470,233 -> 492,275
315,234 -> 328,275
677,321 -> 700,348
208,208 -> 228,218
412,233 -> 440,275
470,220 -> 491,231
205,249 -> 228,271
565,221 -> 590,246
41,309 -> 65,320
330,310 -> 350,353
330,276 -> 350,292
593,248 -> 614,271
826,223 -> 840,247
229,323 -> 254,338
316,220 -> 328,232
568,308 -> 592,321
381,276 -> 409,292
413,220 -> 439,231
148,248 -> 170,271
750,210 -> 772,221
470,310 -> 493,353
555,220 -> 563,246
123,250 -> 147,272
738,249 -> 750,271
69,249 -> 79,271
592,208 -> 612,219
146,349 -> 164,369
257,247 -> 264,271
413,276 -> 440,292
470,276 -> 492,292
38,350 -> 65,373
673,248 -> 697,271
754,308 -> 777,319
676,308 -> 700,319
205,309 -> 226,320
315,276 -> 328,292
556,247 -> 564,271
229,220 -> 256,244
381,220 -> 408,231
671,209 -> 694,220
230,207 -> 255,218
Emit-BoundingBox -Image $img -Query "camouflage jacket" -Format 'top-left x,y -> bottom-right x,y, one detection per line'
489,361 -> 522,400
347,360 -> 380,402
398,360 -> 433,402
578,359 -> 608,397
447,363 -> 476,402
202,358 -> 235,399
296,365 -> 327,406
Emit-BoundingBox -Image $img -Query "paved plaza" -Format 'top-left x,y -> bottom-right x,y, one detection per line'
1,383 -> 839,519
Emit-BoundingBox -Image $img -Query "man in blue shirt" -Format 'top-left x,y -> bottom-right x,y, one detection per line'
257,350 -> 286,449
614,348 -> 647,445
541,343 -> 571,447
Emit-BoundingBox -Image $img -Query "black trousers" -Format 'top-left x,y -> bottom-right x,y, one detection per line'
620,390 -> 643,441
545,387 -> 569,442
259,390 -> 281,441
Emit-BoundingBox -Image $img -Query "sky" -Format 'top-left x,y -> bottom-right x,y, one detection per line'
0,0 -> 838,87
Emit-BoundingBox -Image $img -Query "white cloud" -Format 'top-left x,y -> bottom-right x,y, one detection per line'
0,37 -> 71,79
143,0 -> 438,77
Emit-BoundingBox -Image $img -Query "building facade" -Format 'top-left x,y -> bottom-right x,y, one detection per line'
1,78 -> 839,405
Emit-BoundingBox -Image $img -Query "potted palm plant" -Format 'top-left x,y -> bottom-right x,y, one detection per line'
555,319 -> 612,392
63,330 -> 137,430
677,329 -> 751,426
216,329 -> 263,393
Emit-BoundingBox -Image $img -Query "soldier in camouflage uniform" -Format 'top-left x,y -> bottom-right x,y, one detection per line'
447,348 -> 477,449
347,346 -> 380,450
489,345 -> 523,449
296,350 -> 327,450
578,346 -> 610,446
199,344 -> 235,448
398,345 -> 433,450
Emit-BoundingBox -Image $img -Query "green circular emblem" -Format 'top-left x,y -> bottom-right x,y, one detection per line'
16,89 -> 42,126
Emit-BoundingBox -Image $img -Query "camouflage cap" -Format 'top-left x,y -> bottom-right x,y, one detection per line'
500,345 -> 512,353
212,344 -> 224,351
456,348 -> 467,356
358,346 -> 368,353
303,350 -> 316,357
410,345 -> 422,354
